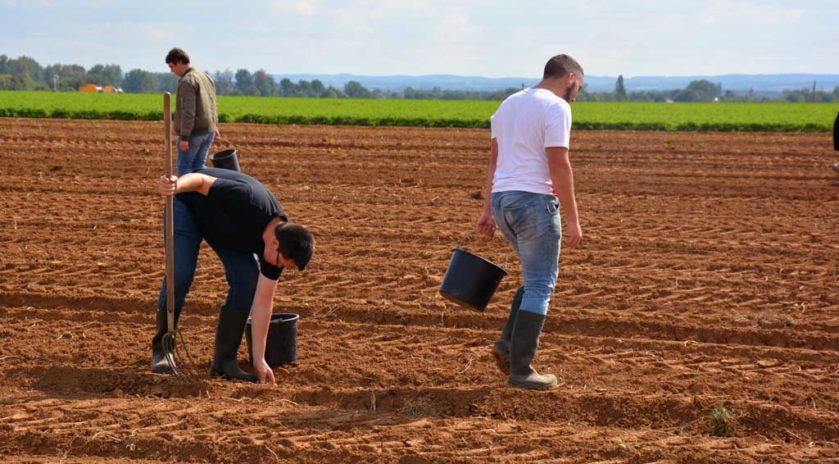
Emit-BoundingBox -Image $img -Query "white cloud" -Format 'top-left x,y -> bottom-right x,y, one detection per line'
439,9 -> 477,37
1,0 -> 836,76
95,20 -> 189,43
0,0 -> 52,7
271,0 -> 319,16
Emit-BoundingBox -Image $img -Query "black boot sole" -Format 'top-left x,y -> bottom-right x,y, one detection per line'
508,376 -> 558,390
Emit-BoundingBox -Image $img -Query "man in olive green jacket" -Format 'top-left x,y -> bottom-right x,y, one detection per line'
166,48 -> 221,175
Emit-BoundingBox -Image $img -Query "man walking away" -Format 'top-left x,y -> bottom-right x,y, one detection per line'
165,48 -> 221,175
476,54 -> 584,390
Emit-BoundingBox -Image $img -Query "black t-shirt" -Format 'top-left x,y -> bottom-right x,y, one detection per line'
178,168 -> 287,280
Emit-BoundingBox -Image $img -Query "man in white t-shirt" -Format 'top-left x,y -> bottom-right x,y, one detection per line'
475,54 -> 584,390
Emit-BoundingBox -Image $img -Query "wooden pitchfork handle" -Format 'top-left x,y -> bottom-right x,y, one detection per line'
163,93 -> 176,335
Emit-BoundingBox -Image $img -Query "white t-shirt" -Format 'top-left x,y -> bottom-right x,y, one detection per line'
490,87 -> 572,195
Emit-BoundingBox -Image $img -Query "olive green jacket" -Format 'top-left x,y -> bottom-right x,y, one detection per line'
174,67 -> 218,138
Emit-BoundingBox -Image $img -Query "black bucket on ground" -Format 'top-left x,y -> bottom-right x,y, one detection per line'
245,313 -> 299,366
209,148 -> 241,171
439,248 -> 507,311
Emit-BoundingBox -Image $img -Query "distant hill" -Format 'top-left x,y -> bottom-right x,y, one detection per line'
276,74 -> 538,92
617,74 -> 839,95
276,73 -> 839,95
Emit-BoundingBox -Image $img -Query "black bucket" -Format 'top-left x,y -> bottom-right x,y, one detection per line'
209,148 -> 241,171
439,248 -> 507,311
245,313 -> 299,366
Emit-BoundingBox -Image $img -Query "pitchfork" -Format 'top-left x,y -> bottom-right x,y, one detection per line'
161,92 -> 200,381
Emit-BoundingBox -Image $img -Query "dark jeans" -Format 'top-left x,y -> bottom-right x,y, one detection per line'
157,197 -> 259,315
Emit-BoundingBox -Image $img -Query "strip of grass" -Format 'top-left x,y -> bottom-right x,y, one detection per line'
1,91 -> 837,132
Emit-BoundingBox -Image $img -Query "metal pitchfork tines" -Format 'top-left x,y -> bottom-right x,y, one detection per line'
161,326 -> 201,380
161,92 -> 199,382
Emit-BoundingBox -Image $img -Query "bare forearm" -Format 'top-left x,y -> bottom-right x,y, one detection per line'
250,302 -> 272,365
547,148 -> 579,224
174,173 -> 215,195
551,165 -> 579,223
482,163 -> 496,213
249,275 -> 278,366
482,141 -> 499,212
475,140 -> 499,236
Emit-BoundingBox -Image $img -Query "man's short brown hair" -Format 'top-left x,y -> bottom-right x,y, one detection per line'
165,48 -> 190,65
275,222 -> 314,271
543,54 -> 584,80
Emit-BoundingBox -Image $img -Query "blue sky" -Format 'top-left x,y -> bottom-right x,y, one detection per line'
1,0 -> 836,78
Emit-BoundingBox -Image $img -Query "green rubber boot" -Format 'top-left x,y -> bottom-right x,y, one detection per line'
508,310 -> 557,390
209,306 -> 257,383
491,286 -> 524,375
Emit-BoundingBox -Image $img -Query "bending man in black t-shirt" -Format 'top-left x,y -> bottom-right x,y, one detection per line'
154,168 -> 314,384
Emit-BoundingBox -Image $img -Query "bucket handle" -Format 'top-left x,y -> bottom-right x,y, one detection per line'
455,232 -> 510,272
455,231 -> 474,250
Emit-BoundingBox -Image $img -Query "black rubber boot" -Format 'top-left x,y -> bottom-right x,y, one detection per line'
508,310 -> 557,390
492,286 -> 524,374
209,306 -> 257,382
151,309 -> 179,374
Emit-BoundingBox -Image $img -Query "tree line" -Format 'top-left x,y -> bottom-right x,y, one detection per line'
578,77 -> 730,102
0,54 -> 521,100
2,54 -> 838,102
0,55 -> 125,91
578,74 -> 839,103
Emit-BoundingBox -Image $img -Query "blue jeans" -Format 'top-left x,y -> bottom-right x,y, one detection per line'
177,131 -> 215,175
157,197 -> 259,315
491,191 -> 562,316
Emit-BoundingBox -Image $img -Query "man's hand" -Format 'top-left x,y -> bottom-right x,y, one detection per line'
475,209 -> 496,237
214,129 -> 222,142
565,220 -> 583,248
158,175 -> 178,196
253,358 -> 276,385
179,139 -> 189,152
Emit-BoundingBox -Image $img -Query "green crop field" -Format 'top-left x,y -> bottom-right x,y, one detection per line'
1,91 -> 837,132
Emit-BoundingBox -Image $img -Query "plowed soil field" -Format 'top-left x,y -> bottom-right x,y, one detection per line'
1,118 -> 837,463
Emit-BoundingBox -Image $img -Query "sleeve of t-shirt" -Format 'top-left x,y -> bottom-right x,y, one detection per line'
544,102 -> 572,149
258,255 -> 283,281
